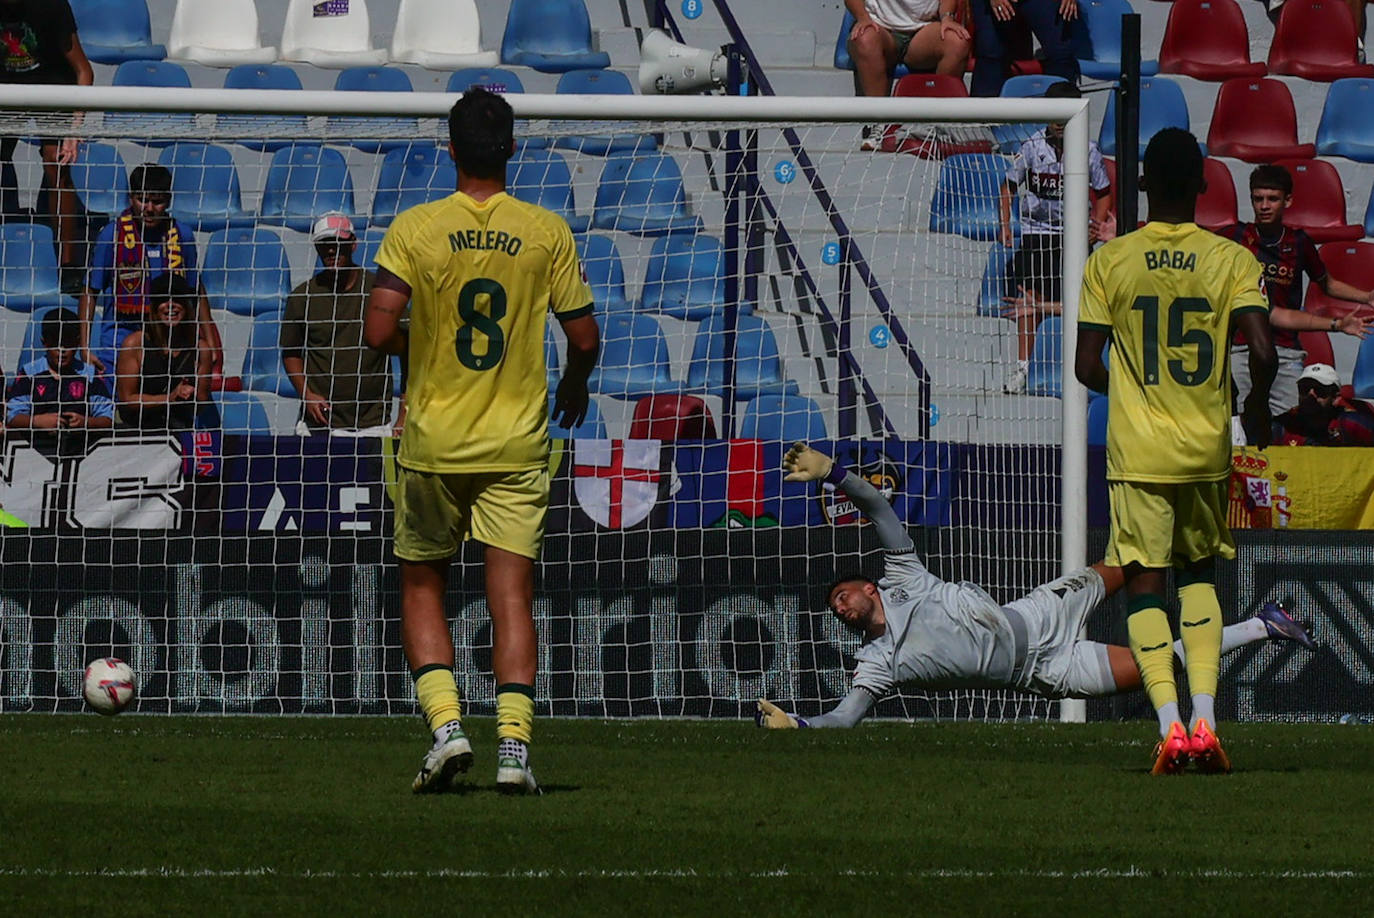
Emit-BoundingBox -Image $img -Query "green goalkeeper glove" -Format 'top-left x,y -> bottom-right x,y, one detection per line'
782,442 -> 834,483
755,698 -> 808,728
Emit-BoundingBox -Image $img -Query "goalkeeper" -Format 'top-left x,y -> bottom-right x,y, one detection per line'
756,443 -> 1314,728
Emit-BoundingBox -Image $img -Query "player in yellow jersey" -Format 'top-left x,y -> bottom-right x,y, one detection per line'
363,88 -> 599,795
1074,128 -> 1276,775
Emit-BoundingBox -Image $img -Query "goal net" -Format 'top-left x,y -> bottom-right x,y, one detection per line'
0,87 -> 1091,721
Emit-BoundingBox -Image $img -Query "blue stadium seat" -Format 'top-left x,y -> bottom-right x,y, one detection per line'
158,143 -> 255,233
578,233 -> 630,312
259,145 -> 357,233
638,234 -> 727,320
70,0 -> 166,63
1000,75 -> 1068,98
545,323 -> 560,387
552,69 -> 656,156
15,304 -> 98,369
447,67 -> 526,94
687,312 -> 800,399
69,142 -> 128,218
1354,336 -> 1374,398
547,393 -> 607,439
834,10 -> 909,78
329,67 -> 416,154
1316,78 -> 1374,162
739,394 -> 828,440
589,313 -> 681,399
212,390 -> 273,436
240,310 -> 296,397
1098,77 -> 1200,157
1075,0 -> 1160,80
978,242 -> 1016,317
1087,393 -> 1108,446
352,227 -> 387,272
371,145 -> 456,227
0,223 -> 72,313
592,154 -> 702,236
1026,315 -> 1063,397
219,64 -> 308,152
507,147 -> 589,232
500,0 -> 611,73
929,153 -> 1014,241
107,61 -> 194,142
201,227 -> 292,317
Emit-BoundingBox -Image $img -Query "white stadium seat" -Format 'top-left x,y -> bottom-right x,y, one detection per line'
168,0 -> 277,67
390,0 -> 500,69
280,0 -> 387,69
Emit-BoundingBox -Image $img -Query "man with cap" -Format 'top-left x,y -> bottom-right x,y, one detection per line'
280,211 -> 395,437
1272,363 -> 1374,447
5,306 -> 114,454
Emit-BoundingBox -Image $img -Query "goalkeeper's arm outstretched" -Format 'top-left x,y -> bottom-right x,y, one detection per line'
755,443 -> 1316,730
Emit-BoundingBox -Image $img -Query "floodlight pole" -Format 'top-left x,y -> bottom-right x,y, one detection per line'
1116,14 -> 1142,231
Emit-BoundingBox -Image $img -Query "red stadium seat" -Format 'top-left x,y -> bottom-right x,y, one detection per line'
1305,241 -> 1374,316
1268,0 -> 1374,81
1206,78 -> 1316,162
1272,158 -> 1364,242
629,395 -> 718,441
1197,157 -> 1239,230
887,74 -> 993,157
1298,331 -> 1336,366
892,74 -> 968,98
1159,0 -> 1267,81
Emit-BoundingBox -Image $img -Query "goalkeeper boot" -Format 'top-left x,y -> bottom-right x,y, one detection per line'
1150,721 -> 1191,776
1256,601 -> 1316,650
496,738 -> 541,796
1188,719 -> 1232,775
411,722 -> 473,794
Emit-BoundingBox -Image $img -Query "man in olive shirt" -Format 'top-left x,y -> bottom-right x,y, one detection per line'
281,212 -> 396,436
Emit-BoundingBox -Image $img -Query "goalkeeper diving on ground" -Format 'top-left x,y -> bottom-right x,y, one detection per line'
755,443 -> 1315,729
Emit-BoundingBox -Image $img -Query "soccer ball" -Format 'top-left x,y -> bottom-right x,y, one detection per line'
82,658 -> 136,715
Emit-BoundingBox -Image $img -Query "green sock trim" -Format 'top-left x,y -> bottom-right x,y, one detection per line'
1175,565 -> 1215,588
496,682 -> 535,699
410,663 -> 453,682
1127,594 -> 1167,616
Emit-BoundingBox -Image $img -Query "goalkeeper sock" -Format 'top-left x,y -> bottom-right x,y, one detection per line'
1179,582 -> 1223,727
496,683 -> 535,745
1172,618 -> 1267,663
1127,597 -> 1180,736
413,664 -> 462,736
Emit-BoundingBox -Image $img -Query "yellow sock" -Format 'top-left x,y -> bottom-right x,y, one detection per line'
413,665 -> 462,735
496,684 -> 535,745
1178,582 -> 1223,700
1127,598 -> 1179,714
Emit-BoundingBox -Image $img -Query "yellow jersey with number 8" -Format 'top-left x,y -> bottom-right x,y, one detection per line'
376,190 -> 593,473
1079,221 -> 1268,483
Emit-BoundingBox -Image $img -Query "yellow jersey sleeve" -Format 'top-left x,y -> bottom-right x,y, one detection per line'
374,210 -> 418,287
1078,247 -> 1112,331
1226,246 -> 1269,321
549,219 -> 593,316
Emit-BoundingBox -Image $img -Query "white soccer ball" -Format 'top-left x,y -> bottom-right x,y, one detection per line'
83,657 -> 136,715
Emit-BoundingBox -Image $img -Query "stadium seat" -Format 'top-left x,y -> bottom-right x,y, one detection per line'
218,64 -> 308,153
547,393 -> 607,440
371,144 -> 456,228
1354,335 -> 1374,397
629,395 -> 718,440
545,324 -> 560,387
69,0 -> 166,63
0,223 -> 71,313
500,0 -> 611,73
391,0 -> 499,69
1097,77 -> 1196,157
739,394 -> 827,441
978,242 -> 1016,317
328,67 -> 416,154
15,305 -> 74,369
1268,0 -> 1374,81
552,69 -> 656,156
107,61 -> 194,142
158,143 -> 255,233
1315,79 -> 1374,162
638,234 -> 727,320
351,226 -> 387,272
1087,394 -> 1108,446
168,0 -> 276,66
887,75 -> 996,156
447,67 -> 526,94
212,390 -> 273,437
1271,158 -> 1363,242
1158,0 -> 1266,81
1025,315 -> 1063,397
686,312 -> 800,399
591,154 -> 702,236
1298,331 -> 1336,367
1196,157 -> 1239,231
578,234 -> 630,313
280,0 -> 386,68
1000,75 -> 1067,98
69,142 -> 128,219
1206,78 -> 1316,162
928,153 -> 1013,241
1076,0 -> 1160,79
240,311 -> 297,397
507,147 -> 589,233
589,313 -> 682,400
892,74 -> 967,97
1307,242 -> 1374,315
201,227 -> 292,317
834,10 -> 909,79
259,145 -> 358,233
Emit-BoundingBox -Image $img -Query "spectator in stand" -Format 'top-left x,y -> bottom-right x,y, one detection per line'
1220,164 -> 1374,417
0,0 -> 93,292
1271,363 -> 1374,446
845,0 -> 971,150
4,307 -> 113,453
114,274 -> 213,431
78,164 -> 223,380
281,211 -> 397,437
970,0 -> 1080,97
998,83 -> 1113,393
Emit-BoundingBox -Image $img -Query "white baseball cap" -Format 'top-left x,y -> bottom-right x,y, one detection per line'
1299,363 -> 1340,388
310,211 -> 356,243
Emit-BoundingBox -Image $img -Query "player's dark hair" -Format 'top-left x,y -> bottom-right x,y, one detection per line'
1249,164 -> 1293,196
1142,128 -> 1204,203
40,307 -> 80,348
129,163 -> 172,197
448,87 -> 514,181
1043,81 -> 1081,100
825,572 -> 873,608
144,273 -> 199,351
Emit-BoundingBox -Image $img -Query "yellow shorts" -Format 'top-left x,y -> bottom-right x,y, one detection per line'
1105,478 -> 1235,569
393,465 -> 549,561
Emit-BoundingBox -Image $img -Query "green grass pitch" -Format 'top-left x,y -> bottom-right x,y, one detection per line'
3,715 -> 1372,915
